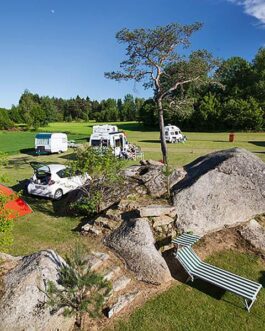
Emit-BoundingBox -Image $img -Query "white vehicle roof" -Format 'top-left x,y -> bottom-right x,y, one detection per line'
35,132 -> 67,138
90,131 -> 124,139
165,125 -> 181,131
92,125 -> 118,134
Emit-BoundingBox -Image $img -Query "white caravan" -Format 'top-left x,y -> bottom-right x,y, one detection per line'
164,125 -> 186,143
89,127 -> 128,157
92,124 -> 118,134
35,133 -> 68,154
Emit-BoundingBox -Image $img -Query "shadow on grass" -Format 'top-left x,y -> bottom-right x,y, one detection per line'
6,157 -> 32,169
189,278 -> 226,301
20,148 -> 37,156
249,141 -> 265,154
248,141 -> 265,148
139,139 -> 160,144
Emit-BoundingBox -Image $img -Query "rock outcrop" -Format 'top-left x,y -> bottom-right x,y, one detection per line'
104,218 -> 172,284
239,219 -> 265,253
172,148 -> 265,235
0,250 -> 75,331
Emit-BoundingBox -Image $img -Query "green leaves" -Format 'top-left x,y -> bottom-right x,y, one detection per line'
70,147 -> 124,215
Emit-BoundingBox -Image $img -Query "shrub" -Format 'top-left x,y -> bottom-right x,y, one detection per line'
70,147 -> 125,215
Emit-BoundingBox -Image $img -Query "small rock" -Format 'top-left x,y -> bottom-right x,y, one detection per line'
152,215 -> 175,228
135,185 -> 148,195
87,252 -> 109,271
168,168 -> 186,188
0,253 -> 21,262
239,219 -> 265,252
82,223 -> 102,235
112,276 -> 131,292
94,216 -> 117,230
107,291 -> 139,318
123,165 -> 142,178
106,209 -> 122,222
140,205 -> 177,218
118,199 -> 139,211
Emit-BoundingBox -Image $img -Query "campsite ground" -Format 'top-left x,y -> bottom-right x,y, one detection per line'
1,121 -> 265,330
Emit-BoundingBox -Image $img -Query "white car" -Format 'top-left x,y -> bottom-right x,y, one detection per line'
68,140 -> 80,148
26,162 -> 91,200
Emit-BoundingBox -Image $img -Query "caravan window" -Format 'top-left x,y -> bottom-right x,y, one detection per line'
37,138 -> 49,145
91,139 -> 101,147
114,138 -> 121,147
102,139 -> 109,147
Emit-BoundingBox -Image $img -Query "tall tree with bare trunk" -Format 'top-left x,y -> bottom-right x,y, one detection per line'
105,22 -> 218,164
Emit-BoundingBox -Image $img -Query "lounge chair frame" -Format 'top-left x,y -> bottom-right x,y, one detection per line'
174,246 -> 262,312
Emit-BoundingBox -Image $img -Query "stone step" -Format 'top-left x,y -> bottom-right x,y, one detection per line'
103,265 -> 121,281
86,252 -> 109,271
139,205 -> 177,218
107,291 -> 140,318
112,275 -> 131,292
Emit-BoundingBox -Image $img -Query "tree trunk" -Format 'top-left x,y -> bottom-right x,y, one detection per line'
157,98 -> 168,165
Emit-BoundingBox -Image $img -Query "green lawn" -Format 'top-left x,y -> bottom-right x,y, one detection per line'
36,122 -> 265,165
1,121 -> 264,166
108,250 -> 265,331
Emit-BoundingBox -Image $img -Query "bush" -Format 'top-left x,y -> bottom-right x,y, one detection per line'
70,147 -> 125,215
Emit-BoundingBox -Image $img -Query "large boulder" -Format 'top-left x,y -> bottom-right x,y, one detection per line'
172,148 -> 265,235
0,250 -> 75,331
104,218 -> 172,284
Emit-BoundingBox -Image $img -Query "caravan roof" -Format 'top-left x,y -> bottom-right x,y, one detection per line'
92,124 -> 118,134
35,132 -> 67,139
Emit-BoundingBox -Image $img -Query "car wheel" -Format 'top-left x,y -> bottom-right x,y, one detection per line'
24,182 -> 30,195
54,189 -> 63,200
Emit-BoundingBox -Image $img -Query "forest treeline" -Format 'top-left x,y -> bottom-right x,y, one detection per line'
1,47 -> 265,131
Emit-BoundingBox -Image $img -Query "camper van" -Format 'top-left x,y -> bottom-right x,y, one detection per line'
89,127 -> 128,157
164,125 -> 186,143
35,133 -> 68,154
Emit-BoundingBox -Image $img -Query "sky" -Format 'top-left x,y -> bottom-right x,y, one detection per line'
0,0 -> 264,108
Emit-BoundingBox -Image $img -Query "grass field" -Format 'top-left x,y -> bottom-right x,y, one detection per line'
1,121 -> 265,166
0,122 -> 265,330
